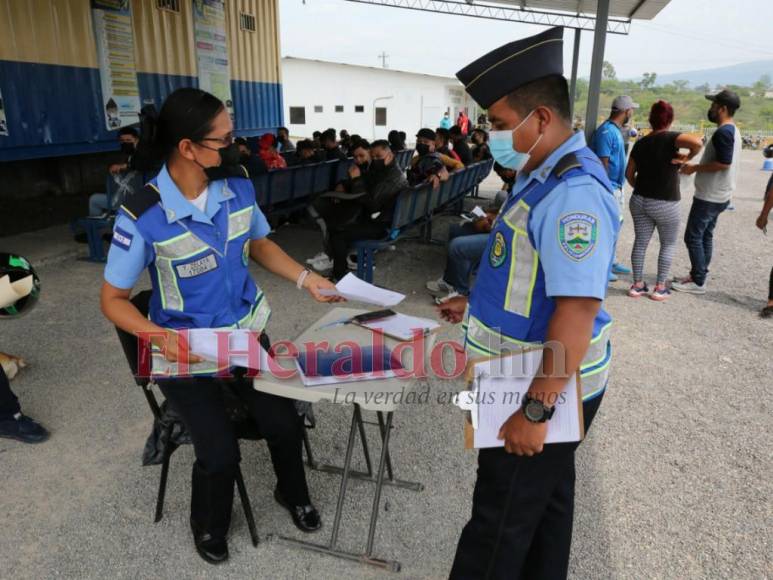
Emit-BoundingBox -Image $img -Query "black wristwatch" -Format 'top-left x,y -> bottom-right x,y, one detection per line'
521,395 -> 556,423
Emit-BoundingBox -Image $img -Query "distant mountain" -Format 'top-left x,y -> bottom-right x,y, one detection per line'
653,60 -> 773,88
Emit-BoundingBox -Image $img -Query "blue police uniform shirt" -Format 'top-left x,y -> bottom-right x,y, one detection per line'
590,119 -> 626,190
521,131 -> 620,300
104,165 -> 270,290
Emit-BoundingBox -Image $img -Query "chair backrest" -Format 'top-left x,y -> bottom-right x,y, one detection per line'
252,172 -> 270,207
114,290 -> 153,387
268,167 -> 294,206
309,161 -> 330,193
290,164 -> 315,200
395,149 -> 414,171
448,168 -> 466,200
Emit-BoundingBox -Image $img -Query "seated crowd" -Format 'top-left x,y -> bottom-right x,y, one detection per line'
81,117 -> 498,287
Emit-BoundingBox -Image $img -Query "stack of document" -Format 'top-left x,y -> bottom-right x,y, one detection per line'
295,345 -> 403,387
319,273 -> 405,307
187,328 -> 272,371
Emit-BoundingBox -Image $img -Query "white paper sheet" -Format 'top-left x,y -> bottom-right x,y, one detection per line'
0,275 -> 33,310
318,273 -> 405,307
186,328 -> 272,371
471,205 -> 487,218
469,349 -> 582,448
358,313 -> 439,341
295,359 -> 400,387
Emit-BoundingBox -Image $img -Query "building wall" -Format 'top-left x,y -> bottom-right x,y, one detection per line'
281,58 -> 478,142
0,0 -> 283,163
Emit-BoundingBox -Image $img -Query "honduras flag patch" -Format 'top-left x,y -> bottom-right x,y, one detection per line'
111,226 -> 134,251
558,212 -> 597,261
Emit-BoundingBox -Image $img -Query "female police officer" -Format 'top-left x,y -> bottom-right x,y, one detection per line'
100,88 -> 338,564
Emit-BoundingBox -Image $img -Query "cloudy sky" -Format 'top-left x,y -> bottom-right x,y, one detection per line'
278,0 -> 773,80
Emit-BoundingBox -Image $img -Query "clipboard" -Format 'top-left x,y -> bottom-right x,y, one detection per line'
458,345 -> 584,449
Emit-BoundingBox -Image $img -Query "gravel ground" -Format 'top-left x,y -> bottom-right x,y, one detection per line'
0,150 -> 770,579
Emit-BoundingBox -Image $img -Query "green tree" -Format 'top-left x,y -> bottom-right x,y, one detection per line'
696,83 -> 711,94
602,61 -> 617,81
639,72 -> 657,90
673,80 -> 690,93
752,74 -> 771,96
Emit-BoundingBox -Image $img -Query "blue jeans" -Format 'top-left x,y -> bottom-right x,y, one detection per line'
684,198 -> 729,286
88,193 -> 109,216
443,223 -> 489,295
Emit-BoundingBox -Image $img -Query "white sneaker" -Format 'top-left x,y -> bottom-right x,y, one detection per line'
426,277 -> 455,297
310,257 -> 333,271
306,252 -> 329,265
434,290 -> 460,305
671,280 -> 706,295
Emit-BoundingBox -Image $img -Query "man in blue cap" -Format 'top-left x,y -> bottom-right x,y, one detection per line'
438,26 -> 620,579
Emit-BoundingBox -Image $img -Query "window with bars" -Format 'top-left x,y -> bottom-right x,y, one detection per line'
314,106 -> 323,113
355,105 -> 364,113
156,0 -> 180,13
240,12 -> 256,32
375,107 -> 387,126
335,105 -> 344,113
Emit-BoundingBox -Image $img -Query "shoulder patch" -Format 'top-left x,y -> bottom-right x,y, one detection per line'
558,212 -> 598,261
121,184 -> 161,220
111,225 -> 134,252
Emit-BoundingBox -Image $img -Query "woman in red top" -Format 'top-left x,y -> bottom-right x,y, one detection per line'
258,133 -> 287,170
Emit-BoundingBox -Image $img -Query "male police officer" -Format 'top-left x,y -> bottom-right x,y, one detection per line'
437,27 -> 620,579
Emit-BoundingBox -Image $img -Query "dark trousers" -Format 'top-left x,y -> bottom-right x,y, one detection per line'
0,365 -> 21,420
450,393 -> 604,580
158,372 -> 310,539
329,221 -> 388,278
684,198 -> 729,286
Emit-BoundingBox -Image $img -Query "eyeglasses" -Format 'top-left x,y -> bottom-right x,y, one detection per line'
199,133 -> 234,147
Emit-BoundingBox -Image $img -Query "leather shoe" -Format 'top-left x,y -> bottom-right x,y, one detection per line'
274,488 -> 322,533
191,521 -> 229,564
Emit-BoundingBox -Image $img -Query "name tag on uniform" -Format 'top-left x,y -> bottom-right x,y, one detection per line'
176,254 -> 218,278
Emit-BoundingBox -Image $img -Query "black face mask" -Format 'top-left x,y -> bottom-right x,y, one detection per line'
707,108 -> 719,123
120,142 -> 136,155
416,143 -> 430,156
369,158 -> 386,171
198,143 -> 243,181
357,162 -> 370,172
239,153 -> 251,164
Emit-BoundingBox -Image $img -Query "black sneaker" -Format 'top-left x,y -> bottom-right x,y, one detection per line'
0,414 -> 50,444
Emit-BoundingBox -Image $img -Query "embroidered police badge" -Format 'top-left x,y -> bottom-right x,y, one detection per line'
489,231 -> 507,268
559,212 -> 597,261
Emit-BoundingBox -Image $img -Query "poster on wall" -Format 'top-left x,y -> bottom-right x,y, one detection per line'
0,88 -> 8,136
91,0 -> 142,131
193,0 -> 234,118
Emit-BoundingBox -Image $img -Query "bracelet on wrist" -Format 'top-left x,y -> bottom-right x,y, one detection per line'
296,268 -> 311,290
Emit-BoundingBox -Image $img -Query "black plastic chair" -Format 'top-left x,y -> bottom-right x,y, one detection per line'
114,290 -> 260,547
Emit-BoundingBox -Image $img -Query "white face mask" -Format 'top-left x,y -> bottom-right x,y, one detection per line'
488,109 -> 543,171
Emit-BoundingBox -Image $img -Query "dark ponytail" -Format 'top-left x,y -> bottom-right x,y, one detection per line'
134,88 -> 225,168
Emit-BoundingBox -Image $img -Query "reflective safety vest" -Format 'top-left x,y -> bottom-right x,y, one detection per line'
120,172 -> 271,376
464,148 -> 614,401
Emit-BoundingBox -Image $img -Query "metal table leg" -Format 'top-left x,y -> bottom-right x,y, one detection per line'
273,405 -> 403,572
313,408 -> 423,492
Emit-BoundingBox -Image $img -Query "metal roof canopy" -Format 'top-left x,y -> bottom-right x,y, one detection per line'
341,0 -> 672,140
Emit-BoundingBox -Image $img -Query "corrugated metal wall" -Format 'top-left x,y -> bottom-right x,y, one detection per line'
226,0 -> 283,133
0,0 -> 283,162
